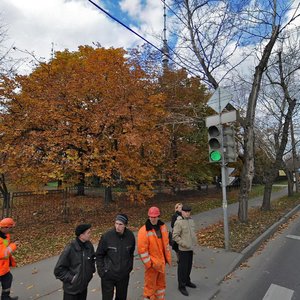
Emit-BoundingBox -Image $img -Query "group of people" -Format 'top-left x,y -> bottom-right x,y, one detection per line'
0,203 -> 197,300
53,203 -> 197,300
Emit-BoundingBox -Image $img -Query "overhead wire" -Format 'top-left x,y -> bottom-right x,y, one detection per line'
158,0 -> 215,75
159,0 -> 188,27
87,0 -> 201,78
158,0 -> 208,74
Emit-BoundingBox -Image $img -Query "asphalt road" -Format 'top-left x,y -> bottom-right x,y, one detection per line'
213,212 -> 300,300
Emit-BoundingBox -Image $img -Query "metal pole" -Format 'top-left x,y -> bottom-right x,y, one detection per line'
218,88 -> 230,251
221,164 -> 230,250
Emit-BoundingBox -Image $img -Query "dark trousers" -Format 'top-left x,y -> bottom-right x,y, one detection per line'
101,275 -> 129,300
178,250 -> 193,288
0,272 -> 13,291
63,289 -> 87,300
0,272 -> 14,299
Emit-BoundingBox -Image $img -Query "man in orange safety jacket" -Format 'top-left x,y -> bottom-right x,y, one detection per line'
138,206 -> 171,300
0,218 -> 18,300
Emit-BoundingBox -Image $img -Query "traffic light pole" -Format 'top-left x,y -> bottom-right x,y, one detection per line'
221,161 -> 230,250
207,87 -> 236,251
218,89 -> 230,251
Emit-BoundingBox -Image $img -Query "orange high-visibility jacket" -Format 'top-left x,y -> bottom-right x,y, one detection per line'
0,233 -> 17,276
138,220 -> 171,273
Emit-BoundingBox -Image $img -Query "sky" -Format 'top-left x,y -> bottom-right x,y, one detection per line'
0,0 -> 166,73
1,0 -> 300,77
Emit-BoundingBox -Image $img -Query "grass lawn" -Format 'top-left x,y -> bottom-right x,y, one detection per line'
198,193 -> 300,252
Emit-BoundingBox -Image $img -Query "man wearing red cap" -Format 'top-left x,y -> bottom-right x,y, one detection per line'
138,207 -> 171,300
0,218 -> 18,300
54,224 -> 95,300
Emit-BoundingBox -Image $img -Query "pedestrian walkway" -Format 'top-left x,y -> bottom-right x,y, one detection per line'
9,188 -> 292,300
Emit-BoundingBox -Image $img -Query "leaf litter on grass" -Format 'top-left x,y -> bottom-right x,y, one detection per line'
197,194 -> 300,252
12,188 -> 227,266
11,188 -> 299,266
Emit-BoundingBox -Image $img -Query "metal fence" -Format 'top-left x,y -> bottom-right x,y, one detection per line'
1,187 -> 107,226
0,185 -> 214,227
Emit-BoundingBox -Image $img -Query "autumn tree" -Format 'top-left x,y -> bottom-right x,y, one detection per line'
257,30 -> 300,210
167,0 -> 300,221
159,68 -> 212,192
0,18 -> 20,207
129,44 -> 213,192
0,46 -> 168,203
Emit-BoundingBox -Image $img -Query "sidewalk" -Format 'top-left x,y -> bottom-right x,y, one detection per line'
9,187 -> 294,300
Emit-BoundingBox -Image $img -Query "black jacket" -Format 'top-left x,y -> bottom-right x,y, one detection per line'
170,211 -> 182,251
96,227 -> 135,281
54,238 -> 95,295
171,211 -> 182,229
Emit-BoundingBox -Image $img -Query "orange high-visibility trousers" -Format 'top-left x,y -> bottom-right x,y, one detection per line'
143,267 -> 166,300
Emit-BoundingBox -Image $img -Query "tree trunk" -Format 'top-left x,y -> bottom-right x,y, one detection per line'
261,170 -> 278,210
76,173 -> 85,196
0,174 -> 10,211
104,186 -> 113,205
286,170 -> 294,197
262,50 -> 297,208
238,159 -> 251,221
238,25 -> 280,222
238,126 -> 254,222
290,119 -> 299,193
177,1 -> 281,222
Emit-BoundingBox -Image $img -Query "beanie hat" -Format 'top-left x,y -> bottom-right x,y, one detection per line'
75,224 -> 91,237
182,204 -> 192,212
115,214 -> 128,225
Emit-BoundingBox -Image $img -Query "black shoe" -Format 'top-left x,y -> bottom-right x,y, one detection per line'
2,296 -> 18,300
179,287 -> 189,296
186,282 -> 197,288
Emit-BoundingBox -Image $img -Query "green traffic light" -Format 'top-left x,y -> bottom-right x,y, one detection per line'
210,150 -> 222,162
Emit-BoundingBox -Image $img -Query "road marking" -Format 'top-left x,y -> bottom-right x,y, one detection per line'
262,284 -> 294,300
286,234 -> 300,241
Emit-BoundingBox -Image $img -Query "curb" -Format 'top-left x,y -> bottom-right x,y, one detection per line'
210,203 -> 300,299
232,203 -> 300,271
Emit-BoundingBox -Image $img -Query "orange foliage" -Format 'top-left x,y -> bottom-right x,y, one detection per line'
0,46 -> 168,201
158,68 -> 213,188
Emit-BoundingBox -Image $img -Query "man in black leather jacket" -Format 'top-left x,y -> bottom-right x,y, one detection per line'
96,214 -> 135,300
54,224 -> 95,300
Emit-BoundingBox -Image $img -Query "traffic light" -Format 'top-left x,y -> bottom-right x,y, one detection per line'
208,125 -> 222,163
223,126 -> 237,162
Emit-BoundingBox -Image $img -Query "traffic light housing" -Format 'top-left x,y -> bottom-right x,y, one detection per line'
223,126 -> 237,162
208,125 -> 222,163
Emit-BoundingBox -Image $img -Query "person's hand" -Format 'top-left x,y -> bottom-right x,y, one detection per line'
180,242 -> 187,248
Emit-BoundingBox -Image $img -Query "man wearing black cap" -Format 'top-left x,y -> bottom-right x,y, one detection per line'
96,214 -> 135,300
54,224 -> 95,300
172,205 -> 197,296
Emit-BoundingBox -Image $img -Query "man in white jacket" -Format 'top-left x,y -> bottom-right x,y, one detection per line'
172,204 -> 197,296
